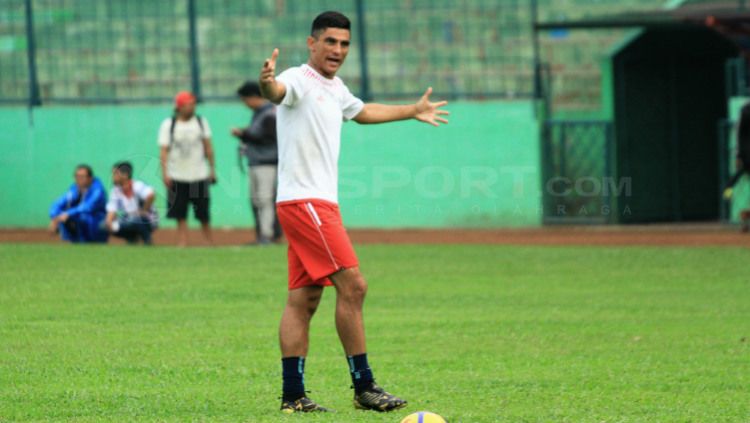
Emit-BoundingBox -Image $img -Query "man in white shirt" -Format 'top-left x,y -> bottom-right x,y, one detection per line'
158,91 -> 216,247
259,11 -> 449,414
105,161 -> 158,245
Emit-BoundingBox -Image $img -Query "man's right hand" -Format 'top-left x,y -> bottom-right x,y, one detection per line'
163,175 -> 172,189
259,48 -> 285,103
260,48 -> 278,86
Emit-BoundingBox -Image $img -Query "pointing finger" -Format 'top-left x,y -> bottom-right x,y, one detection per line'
264,48 -> 279,69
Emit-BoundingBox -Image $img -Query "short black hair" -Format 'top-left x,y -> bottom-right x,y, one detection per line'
113,161 -> 133,179
311,11 -> 351,37
75,164 -> 93,178
237,81 -> 261,98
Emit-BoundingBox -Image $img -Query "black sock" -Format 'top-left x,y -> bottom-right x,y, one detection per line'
281,356 -> 305,401
347,353 -> 374,394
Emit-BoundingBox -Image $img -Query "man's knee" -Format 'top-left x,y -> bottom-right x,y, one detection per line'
333,268 -> 368,302
287,288 -> 323,319
304,292 -> 321,316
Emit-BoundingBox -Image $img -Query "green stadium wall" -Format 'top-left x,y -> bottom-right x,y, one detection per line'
0,101 -> 541,229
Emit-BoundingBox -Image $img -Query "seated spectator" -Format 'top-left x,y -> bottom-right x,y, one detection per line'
49,164 -> 109,243
104,161 -> 158,245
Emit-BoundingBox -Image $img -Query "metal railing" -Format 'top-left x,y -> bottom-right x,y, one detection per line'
2,0 -> 698,107
541,119 -> 615,224
0,0 -> 537,105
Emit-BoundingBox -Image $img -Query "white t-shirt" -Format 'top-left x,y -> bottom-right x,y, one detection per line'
157,116 -> 212,182
275,64 -> 364,204
106,180 -> 158,224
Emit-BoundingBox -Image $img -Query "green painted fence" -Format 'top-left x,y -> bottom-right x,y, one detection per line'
0,101 -> 541,228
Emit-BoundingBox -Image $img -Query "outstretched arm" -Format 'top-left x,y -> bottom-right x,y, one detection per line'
353,87 -> 449,126
259,48 -> 286,104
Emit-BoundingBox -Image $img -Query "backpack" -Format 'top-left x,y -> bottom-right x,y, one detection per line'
168,115 -> 205,151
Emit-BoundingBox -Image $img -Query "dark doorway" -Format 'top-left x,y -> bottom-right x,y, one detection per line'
613,28 -> 739,223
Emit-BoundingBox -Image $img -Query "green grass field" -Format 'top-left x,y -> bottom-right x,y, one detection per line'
1,243 -> 748,422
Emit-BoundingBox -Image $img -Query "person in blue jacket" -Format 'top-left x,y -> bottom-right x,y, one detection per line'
48,164 -> 109,243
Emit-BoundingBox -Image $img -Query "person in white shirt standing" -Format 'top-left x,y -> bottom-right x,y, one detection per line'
259,11 -> 449,414
105,161 -> 158,245
158,91 -> 216,247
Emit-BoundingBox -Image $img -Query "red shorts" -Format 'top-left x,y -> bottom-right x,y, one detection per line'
276,199 -> 359,290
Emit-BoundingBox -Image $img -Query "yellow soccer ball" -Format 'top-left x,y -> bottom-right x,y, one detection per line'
400,411 -> 447,423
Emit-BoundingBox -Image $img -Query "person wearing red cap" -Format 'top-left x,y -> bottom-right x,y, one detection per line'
158,91 -> 216,247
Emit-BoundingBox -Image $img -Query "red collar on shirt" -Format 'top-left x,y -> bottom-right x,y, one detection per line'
121,181 -> 134,198
302,64 -> 340,87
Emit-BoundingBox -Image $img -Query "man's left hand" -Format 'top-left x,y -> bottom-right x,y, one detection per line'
415,87 -> 449,127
